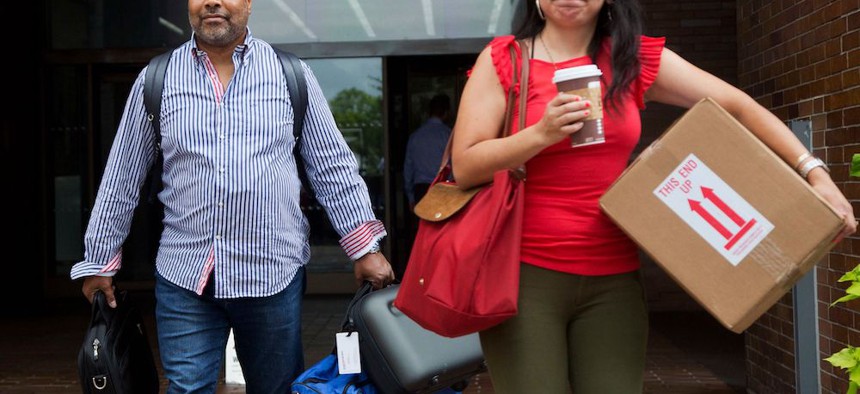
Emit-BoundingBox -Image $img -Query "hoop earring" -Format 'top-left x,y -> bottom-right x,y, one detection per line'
607,6 -> 613,23
535,0 -> 546,20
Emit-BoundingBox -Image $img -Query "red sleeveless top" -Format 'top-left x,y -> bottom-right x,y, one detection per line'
488,35 -> 665,275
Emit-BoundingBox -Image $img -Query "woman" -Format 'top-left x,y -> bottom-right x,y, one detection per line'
451,0 -> 857,392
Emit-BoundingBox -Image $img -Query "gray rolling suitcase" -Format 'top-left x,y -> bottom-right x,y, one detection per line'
347,283 -> 486,394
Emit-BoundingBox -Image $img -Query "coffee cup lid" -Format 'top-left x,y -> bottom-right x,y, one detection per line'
552,65 -> 602,84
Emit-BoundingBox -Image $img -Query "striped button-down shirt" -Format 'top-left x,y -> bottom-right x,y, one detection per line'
70,32 -> 386,298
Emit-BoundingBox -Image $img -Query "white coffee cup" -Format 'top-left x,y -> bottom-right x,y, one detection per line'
552,65 -> 605,148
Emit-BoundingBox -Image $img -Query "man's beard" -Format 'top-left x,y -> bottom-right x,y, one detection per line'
192,15 -> 244,46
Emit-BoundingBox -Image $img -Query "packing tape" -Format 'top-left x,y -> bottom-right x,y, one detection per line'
746,238 -> 796,289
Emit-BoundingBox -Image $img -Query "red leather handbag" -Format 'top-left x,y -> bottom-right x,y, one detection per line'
394,41 -> 529,338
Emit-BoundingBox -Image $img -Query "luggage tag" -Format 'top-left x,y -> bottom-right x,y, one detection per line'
335,331 -> 361,374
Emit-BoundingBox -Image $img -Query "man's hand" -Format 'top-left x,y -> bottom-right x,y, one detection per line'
82,276 -> 117,308
354,253 -> 395,289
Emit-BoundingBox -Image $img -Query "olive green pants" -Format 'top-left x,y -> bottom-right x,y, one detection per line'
479,263 -> 648,394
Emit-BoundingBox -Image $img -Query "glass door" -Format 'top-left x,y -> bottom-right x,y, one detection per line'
385,54 -> 476,278
46,62 -> 159,295
300,57 -> 385,293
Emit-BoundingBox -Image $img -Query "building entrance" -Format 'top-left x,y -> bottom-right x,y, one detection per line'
385,54 -> 477,278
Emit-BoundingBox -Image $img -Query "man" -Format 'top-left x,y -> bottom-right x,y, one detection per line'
70,0 -> 394,392
403,93 -> 452,207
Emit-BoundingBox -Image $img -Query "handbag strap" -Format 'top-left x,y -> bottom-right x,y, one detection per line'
435,39 -> 530,177
502,40 -> 530,138
511,40 -> 530,179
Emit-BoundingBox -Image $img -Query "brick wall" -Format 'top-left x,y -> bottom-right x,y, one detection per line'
638,0 -> 738,311
736,1 -> 860,393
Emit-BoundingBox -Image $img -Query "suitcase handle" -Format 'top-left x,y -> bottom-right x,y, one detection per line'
341,282 -> 374,332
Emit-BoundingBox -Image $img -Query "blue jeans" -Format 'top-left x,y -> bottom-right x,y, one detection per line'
155,267 -> 306,394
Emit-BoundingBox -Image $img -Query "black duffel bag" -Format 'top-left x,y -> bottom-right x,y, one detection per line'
77,289 -> 159,393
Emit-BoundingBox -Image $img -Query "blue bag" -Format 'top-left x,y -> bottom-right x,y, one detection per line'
291,353 -> 378,394
291,353 -> 464,394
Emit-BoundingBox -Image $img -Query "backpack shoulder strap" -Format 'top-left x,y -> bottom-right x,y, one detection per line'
142,50 -> 172,203
143,50 -> 172,142
273,47 -> 308,144
272,47 -> 312,196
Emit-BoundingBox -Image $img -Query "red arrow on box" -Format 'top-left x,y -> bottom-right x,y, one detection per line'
702,187 -> 745,226
689,199 -> 732,239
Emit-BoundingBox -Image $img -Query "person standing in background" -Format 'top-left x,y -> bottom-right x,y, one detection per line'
403,93 -> 452,208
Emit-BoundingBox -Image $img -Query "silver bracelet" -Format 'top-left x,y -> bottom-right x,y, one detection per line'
798,157 -> 829,179
794,152 -> 812,171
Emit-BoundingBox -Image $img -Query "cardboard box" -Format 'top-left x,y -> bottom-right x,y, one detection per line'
600,98 -> 843,333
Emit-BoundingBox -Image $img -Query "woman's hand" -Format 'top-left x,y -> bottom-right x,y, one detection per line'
533,93 -> 592,146
808,169 -> 857,244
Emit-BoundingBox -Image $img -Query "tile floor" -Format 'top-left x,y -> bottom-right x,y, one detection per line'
0,292 -> 746,394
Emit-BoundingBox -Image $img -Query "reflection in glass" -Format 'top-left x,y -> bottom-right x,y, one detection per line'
303,58 -> 384,272
253,0 -> 514,43
49,0 -> 515,49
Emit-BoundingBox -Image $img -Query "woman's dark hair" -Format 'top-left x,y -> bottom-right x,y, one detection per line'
513,0 -> 643,109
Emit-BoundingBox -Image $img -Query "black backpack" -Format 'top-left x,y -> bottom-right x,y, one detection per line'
141,47 -> 311,204
77,290 -> 160,394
